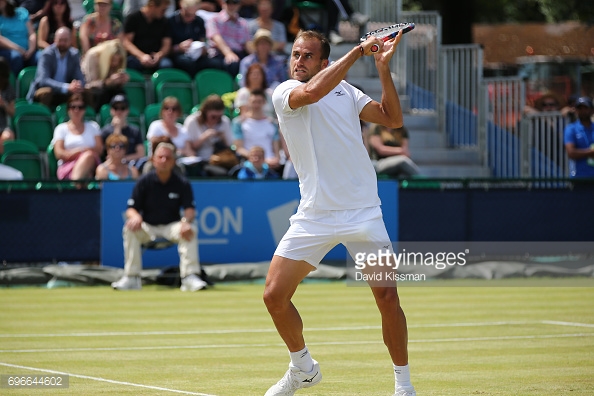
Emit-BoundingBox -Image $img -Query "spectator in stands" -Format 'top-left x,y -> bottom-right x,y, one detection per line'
100,94 -> 144,165
239,28 -> 287,89
247,0 -> 286,55
234,62 -> 274,118
81,38 -> 128,111
324,0 -> 369,45
237,144 -> 278,179
96,133 -> 140,180
524,91 -> 563,115
206,0 -> 250,77
68,0 -> 85,22
237,0 -> 256,19
16,0 -> 46,25
198,0 -> 221,12
564,96 -> 594,178
0,0 -> 39,76
79,0 -> 123,55
562,94 -> 579,123
168,0 -> 214,77
368,123 -> 420,179
51,93 -> 103,182
146,96 -> 194,158
122,0 -> 173,73
123,0 -> 175,19
26,27 -> 85,107
111,140 -> 208,291
0,57 -> 15,157
36,0 -> 74,50
185,94 -> 236,176
232,89 -> 280,168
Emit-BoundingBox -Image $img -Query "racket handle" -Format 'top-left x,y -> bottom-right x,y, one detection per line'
371,32 -> 399,53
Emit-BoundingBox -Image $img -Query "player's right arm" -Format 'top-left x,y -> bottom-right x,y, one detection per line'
288,36 -> 383,110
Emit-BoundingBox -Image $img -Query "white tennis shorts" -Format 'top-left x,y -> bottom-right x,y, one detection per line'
274,206 -> 392,267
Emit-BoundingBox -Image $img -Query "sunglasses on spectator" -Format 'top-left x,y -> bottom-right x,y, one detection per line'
112,105 -> 128,111
163,106 -> 180,112
68,104 -> 85,110
109,144 -> 126,150
543,102 -> 557,107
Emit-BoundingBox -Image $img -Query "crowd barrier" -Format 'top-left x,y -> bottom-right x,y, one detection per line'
2,179 -> 593,265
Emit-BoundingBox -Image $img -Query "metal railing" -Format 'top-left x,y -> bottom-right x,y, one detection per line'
351,1 -> 572,181
400,11 -> 441,110
521,112 -> 569,179
439,44 -> 483,149
479,77 -> 525,177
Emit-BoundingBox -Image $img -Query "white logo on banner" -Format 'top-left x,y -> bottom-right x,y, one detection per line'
267,200 -> 299,244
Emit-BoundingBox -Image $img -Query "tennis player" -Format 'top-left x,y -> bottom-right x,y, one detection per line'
263,29 -> 415,396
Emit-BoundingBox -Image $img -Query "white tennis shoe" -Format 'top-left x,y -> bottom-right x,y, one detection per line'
394,386 -> 416,396
180,274 -> 207,292
264,360 -> 322,396
111,276 -> 141,290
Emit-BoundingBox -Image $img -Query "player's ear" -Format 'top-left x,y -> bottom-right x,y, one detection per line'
321,59 -> 330,69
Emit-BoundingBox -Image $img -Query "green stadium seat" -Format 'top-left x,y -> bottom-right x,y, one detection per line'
16,66 -> 37,100
143,103 -> 163,130
45,143 -> 58,180
1,140 -> 45,179
151,68 -> 196,114
124,68 -> 152,112
194,68 -> 235,104
12,102 -> 54,152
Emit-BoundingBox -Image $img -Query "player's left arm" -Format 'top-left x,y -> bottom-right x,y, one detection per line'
359,32 -> 404,129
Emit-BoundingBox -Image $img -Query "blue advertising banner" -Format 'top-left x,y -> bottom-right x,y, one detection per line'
101,180 -> 397,267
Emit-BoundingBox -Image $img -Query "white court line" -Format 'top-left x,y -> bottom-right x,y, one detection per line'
2,333 -> 593,354
0,321 -> 536,339
541,320 -> 594,328
0,362 -> 216,396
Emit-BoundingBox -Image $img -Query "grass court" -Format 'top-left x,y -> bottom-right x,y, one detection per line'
1,278 -> 593,395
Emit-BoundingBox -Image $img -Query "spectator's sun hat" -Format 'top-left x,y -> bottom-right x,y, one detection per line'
110,94 -> 129,107
575,96 -> 593,109
252,29 -> 274,46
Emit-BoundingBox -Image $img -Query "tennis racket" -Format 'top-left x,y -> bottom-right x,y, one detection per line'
360,22 -> 415,53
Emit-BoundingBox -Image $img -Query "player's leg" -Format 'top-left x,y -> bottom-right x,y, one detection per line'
263,255 -> 322,395
263,211 -> 335,395
263,255 -> 314,352
369,284 -> 408,365
343,207 -> 415,395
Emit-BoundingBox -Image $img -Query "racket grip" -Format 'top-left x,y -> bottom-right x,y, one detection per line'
370,44 -> 379,53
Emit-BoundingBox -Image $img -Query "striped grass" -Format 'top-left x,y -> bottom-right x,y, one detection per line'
1,278 -> 593,395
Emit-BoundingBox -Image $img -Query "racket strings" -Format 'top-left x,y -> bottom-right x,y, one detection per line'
360,23 -> 415,42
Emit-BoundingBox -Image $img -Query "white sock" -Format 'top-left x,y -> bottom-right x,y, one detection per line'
394,364 -> 412,389
289,346 -> 314,372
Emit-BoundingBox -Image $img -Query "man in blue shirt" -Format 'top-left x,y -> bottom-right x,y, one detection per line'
564,96 -> 594,178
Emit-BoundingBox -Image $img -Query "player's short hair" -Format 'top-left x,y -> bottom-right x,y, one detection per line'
295,30 -> 330,60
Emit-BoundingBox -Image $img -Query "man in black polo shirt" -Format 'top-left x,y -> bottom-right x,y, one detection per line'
111,142 -> 207,291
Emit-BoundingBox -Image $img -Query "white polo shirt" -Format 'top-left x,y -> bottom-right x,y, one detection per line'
273,79 -> 380,211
